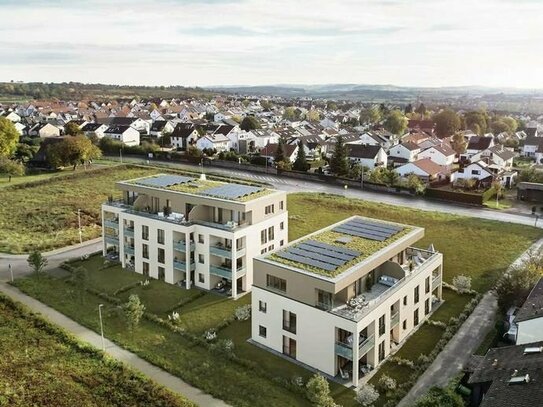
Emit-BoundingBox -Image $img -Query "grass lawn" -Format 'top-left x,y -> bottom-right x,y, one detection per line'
393,324 -> 446,360
0,292 -> 194,407
430,289 -> 474,323
483,199 -> 513,210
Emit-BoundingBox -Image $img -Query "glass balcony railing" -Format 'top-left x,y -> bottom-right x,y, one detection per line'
174,241 -> 195,252
359,334 -> 375,356
210,244 -> 246,258
209,265 -> 247,279
104,219 -> 119,228
105,236 -> 119,245
432,274 -> 442,289
123,227 -> 134,237
173,260 -> 196,271
391,312 -> 400,327
124,245 -> 135,255
335,341 -> 353,361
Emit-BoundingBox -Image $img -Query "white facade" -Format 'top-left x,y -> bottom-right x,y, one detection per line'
388,144 -> 420,162
105,127 -> 140,146
417,146 -> 455,167
450,162 -> 493,183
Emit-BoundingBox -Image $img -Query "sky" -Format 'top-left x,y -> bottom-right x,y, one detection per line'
1,0 -> 543,89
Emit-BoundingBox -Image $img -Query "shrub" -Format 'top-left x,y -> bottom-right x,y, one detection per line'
204,329 -> 217,342
378,374 -> 397,392
213,339 -> 235,355
234,304 -> 251,321
452,275 -> 472,293
355,384 -> 379,406
306,374 -> 337,407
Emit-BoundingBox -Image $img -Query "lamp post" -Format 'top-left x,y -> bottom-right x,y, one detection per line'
98,304 -> 105,351
8,263 -> 13,282
119,148 -> 123,163
77,209 -> 83,245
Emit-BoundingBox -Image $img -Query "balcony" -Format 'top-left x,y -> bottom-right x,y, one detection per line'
209,265 -> 246,279
124,245 -> 135,255
105,235 -> 119,245
391,312 -> 400,327
174,241 -> 195,252
359,334 -> 375,356
432,274 -> 442,289
104,219 -> 119,229
335,341 -> 353,361
209,244 -> 247,258
124,227 -> 134,237
173,259 -> 196,272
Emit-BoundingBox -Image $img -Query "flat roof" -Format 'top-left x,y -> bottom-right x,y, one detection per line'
264,215 -> 420,278
120,173 -> 275,202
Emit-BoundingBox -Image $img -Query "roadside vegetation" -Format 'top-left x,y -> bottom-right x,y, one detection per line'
0,292 -> 195,407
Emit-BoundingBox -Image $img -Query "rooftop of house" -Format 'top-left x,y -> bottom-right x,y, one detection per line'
515,278 -> 543,323
264,216 -> 419,278
119,173 -> 275,203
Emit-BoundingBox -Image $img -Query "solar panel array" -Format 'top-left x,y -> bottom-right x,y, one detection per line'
136,175 -> 195,188
201,183 -> 264,199
333,219 -> 403,241
275,239 -> 360,272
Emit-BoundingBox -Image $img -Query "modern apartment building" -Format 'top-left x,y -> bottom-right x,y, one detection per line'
251,216 -> 443,387
102,173 -> 288,297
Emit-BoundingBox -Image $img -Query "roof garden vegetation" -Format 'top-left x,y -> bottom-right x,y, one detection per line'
268,221 -> 414,278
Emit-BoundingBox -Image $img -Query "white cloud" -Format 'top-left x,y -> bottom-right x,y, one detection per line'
0,0 -> 542,88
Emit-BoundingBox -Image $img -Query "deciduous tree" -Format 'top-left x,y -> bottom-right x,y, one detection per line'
124,294 -> 145,332
46,135 -> 102,170
306,374 -> 338,407
64,121 -> 83,136
240,116 -> 261,131
433,109 -> 461,138
0,117 -> 19,158
383,110 -> 408,135
27,251 -> 48,279
451,132 -> 468,155
359,106 -> 381,126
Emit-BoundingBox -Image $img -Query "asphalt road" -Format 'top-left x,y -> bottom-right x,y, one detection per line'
110,156 -> 542,229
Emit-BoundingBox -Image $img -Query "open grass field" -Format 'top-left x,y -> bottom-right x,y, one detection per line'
0,165 -> 160,253
0,292 -> 195,407
10,191 -> 542,407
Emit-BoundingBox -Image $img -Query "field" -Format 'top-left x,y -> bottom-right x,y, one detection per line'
0,165 -> 160,253
8,181 -> 543,406
0,292 -> 194,407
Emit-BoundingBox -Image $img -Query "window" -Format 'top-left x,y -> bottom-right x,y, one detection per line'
198,254 -> 204,264
261,248 -> 267,255
280,240 -> 284,247
268,226 -> 274,241
316,290 -> 333,310
158,266 -> 165,281
157,229 -> 165,244
267,274 -> 286,292
471,169 -> 480,175
283,310 -> 297,334
402,319 -> 407,330
425,298 -> 430,315
142,262 -> 149,277
142,244 -> 149,259
265,204 -> 275,215
198,273 -> 204,283
158,248 -> 165,264
259,300 -> 267,313
403,295 -> 407,306
378,315 -> 386,336
425,276 -> 430,294
414,286 -> 420,304
198,234 -> 204,244
279,200 -> 284,210
378,341 -> 385,362
283,336 -> 296,359
259,325 -> 267,338
414,309 -> 419,326
268,244 -> 274,251
142,225 -> 149,240
261,229 -> 268,244
280,221 -> 284,230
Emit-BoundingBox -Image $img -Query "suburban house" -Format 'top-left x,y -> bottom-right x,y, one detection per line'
465,341 -> 543,407
149,120 -> 175,138
170,124 -> 199,150
450,162 -> 493,185
103,125 -> 141,146
29,122 -> 61,138
251,216 -> 443,387
196,132 -> 230,152
101,174 -> 288,298
388,142 -> 421,166
395,159 -> 448,182
462,136 -> 495,161
407,119 -> 434,135
260,143 -> 299,163
471,145 -> 516,171
513,278 -> 543,345
81,123 -> 108,139
347,145 -> 388,169
522,133 -> 543,161
417,144 -> 456,167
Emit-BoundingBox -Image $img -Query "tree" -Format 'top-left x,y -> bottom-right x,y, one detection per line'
452,275 -> 472,293
327,102 -> 338,111
283,106 -> 299,121
123,294 -> 145,332
0,156 -> 25,178
495,251 -> 543,312
274,138 -> 286,164
306,109 -> 320,122
463,111 -> 489,135
406,173 -> 426,195
27,251 -> 48,279
415,103 -> 427,118
491,180 -> 503,206
413,386 -> 464,407
64,121 -> 83,136
404,103 -> 414,115
384,168 -> 400,186
306,374 -> 337,407
383,110 -> 408,135
0,117 -> 19,158
359,106 -> 381,126
433,109 -> 461,138
293,141 -> 310,172
377,374 -> 397,392
14,143 -> 38,163
240,116 -> 261,131
355,384 -> 379,406
451,132 -> 468,155
330,136 -> 349,176
46,135 -> 102,170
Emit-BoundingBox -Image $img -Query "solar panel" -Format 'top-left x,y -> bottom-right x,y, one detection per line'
303,239 -> 360,257
336,223 -> 390,240
297,243 -> 355,262
136,175 -> 195,187
334,226 -> 388,241
333,218 -> 403,241
347,219 -> 402,233
289,247 -> 345,266
201,183 -> 263,199
275,251 -> 337,272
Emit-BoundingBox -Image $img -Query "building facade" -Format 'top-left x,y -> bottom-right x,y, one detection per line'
102,174 -> 288,297
251,216 -> 443,387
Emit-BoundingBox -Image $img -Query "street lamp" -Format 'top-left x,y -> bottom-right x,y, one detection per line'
77,209 -> 83,245
8,263 -> 13,282
98,304 -> 105,351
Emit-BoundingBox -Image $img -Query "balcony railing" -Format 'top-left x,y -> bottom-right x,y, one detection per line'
335,341 -> 353,361
124,245 -> 135,255
173,260 -> 196,272
359,334 -> 375,356
209,265 -> 246,279
104,219 -> 119,228
105,236 -> 119,245
432,274 -> 442,289
391,312 -> 400,327
174,241 -> 195,252
124,227 -> 134,237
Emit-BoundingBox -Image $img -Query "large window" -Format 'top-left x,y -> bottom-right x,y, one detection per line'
259,300 -> 267,313
158,248 -> 165,264
425,298 -> 430,315
158,266 -> 165,281
414,309 -> 419,326
142,244 -> 149,259
157,229 -> 165,244
142,225 -> 149,240
259,325 -> 267,338
265,204 -> 275,215
378,341 -> 385,362
316,289 -> 333,310
266,274 -> 286,292
282,336 -> 296,359
261,229 -> 268,244
425,276 -> 430,294
414,286 -> 420,304
142,262 -> 149,277
268,226 -> 274,241
282,310 -> 297,334
378,315 -> 386,336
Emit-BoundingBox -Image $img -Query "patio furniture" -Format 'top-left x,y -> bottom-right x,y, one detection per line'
379,275 -> 398,287
339,367 -> 350,380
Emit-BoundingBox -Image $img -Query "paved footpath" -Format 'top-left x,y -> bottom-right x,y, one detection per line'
0,282 -> 228,407
397,238 -> 543,407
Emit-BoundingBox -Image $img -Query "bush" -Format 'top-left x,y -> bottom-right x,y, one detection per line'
0,157 -> 25,176
234,304 -> 251,321
306,374 -> 337,407
452,275 -> 472,293
378,374 -> 397,392
355,384 -> 379,406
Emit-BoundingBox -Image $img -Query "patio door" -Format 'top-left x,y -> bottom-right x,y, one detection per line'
282,336 -> 297,359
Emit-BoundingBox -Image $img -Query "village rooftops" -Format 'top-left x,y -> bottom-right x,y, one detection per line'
264,216 -> 422,279
118,173 -> 275,203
